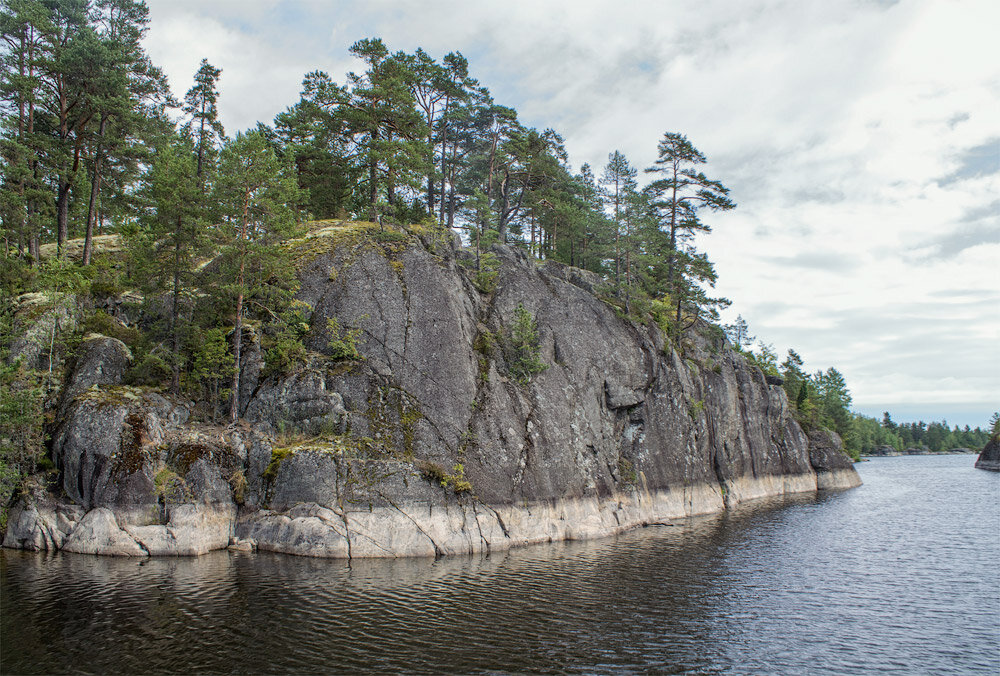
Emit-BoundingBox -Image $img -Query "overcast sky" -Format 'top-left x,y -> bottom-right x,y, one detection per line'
143,0 -> 999,429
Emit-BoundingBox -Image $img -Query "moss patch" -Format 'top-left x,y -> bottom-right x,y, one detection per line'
289,220 -> 417,268
416,460 -> 472,494
364,385 -> 424,459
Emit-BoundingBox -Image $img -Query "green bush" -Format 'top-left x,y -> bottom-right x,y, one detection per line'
473,252 -> 500,294
504,304 -> 548,385
327,317 -> 363,360
417,460 -> 472,493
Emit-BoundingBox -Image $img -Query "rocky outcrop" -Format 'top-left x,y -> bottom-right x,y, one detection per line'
57,334 -> 132,415
9,291 -> 79,369
808,430 -> 863,489
4,225 -> 861,557
975,438 -> 1000,471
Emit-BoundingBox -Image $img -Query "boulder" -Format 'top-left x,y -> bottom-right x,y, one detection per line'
62,508 -> 147,556
975,438 -> 999,471
808,430 -> 862,489
58,334 -> 132,415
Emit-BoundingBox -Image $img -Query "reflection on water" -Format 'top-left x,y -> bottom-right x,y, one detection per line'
3,455 -> 998,674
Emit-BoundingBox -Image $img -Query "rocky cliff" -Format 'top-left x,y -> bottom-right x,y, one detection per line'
3,224 -> 861,557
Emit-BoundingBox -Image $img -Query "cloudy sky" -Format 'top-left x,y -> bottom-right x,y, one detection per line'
143,0 -> 999,428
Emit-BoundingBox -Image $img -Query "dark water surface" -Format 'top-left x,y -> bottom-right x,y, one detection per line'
2,455 -> 998,674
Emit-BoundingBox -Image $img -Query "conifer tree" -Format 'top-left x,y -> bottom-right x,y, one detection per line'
81,0 -> 170,265
212,131 -> 302,422
182,58 -> 224,179
601,150 -> 637,287
339,38 -> 427,222
645,132 -> 735,332
136,135 -> 210,394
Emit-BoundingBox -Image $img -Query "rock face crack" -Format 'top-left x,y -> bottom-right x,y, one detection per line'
378,492 -> 443,557
476,501 -> 511,540
471,502 -> 491,551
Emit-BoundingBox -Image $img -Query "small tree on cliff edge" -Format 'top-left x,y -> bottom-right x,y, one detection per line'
645,132 -> 734,336
212,131 -> 302,423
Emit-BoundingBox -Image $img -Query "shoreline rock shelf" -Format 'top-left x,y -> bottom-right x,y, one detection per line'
3,230 -> 861,558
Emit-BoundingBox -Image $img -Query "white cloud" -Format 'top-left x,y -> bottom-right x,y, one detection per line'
142,0 -> 1000,426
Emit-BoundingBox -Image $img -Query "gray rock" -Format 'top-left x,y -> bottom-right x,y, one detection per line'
808,430 -> 862,489
62,508 -> 147,557
243,364 -> 347,435
808,430 -> 854,472
124,503 -> 235,556
58,334 -> 132,415
2,482 -> 83,551
975,438 -> 999,471
14,231 -> 862,559
8,292 -> 79,369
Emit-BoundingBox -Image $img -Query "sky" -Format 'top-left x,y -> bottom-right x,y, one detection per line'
142,0 -> 1000,429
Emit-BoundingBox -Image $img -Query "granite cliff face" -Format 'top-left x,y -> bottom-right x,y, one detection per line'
3,226 -> 861,557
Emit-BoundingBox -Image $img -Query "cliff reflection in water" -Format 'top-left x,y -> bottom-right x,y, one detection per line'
3,455 -> 998,674
4,510 -> 741,674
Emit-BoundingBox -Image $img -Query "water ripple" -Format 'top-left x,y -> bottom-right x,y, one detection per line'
2,455 -> 998,674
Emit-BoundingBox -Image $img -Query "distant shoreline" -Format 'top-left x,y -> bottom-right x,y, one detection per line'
860,448 -> 979,458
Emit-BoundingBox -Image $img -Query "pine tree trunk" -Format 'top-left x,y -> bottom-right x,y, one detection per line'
438,100 -> 449,224
369,159 -> 378,221
82,116 -> 108,266
230,188 -> 250,423
229,288 -> 243,423
170,215 -> 183,395
196,103 -> 206,178
56,181 -> 70,255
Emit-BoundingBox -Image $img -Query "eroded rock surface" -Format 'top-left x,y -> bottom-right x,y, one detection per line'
4,230 -> 861,557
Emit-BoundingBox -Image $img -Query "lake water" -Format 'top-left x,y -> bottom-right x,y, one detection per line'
2,454 -> 998,674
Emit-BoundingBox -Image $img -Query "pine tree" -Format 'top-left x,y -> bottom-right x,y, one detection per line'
212,131 -> 302,422
182,58 -> 224,180
644,132 -> 735,333
600,150 -> 637,287
275,71 -> 356,219
80,0 -> 170,265
137,135 -> 210,394
338,38 -> 427,222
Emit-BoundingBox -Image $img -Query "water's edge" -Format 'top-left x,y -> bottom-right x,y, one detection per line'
5,469 -> 861,559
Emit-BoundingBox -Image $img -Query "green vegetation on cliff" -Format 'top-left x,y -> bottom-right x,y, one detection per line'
726,316 -> 996,457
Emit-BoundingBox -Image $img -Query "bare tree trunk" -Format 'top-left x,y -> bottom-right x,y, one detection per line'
229,287 -> 243,423
368,159 -> 378,221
